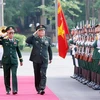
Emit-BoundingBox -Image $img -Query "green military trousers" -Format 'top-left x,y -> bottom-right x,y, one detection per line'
33,62 -> 48,92
3,64 -> 18,92
92,59 -> 100,74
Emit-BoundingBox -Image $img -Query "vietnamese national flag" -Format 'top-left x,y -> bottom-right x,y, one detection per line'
57,0 -> 69,58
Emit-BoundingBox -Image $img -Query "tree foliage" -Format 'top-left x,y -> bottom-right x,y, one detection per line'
4,0 -> 41,30
3,0 -> 100,31
38,0 -> 82,29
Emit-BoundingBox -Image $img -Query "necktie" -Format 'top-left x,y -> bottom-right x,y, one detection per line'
9,39 -> 13,42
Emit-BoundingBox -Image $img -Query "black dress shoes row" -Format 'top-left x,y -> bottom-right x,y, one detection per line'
38,90 -> 45,95
6,90 -> 17,95
71,75 -> 100,90
87,81 -> 96,87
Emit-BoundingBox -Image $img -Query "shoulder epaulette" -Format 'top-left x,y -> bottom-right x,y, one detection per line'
14,38 -> 19,42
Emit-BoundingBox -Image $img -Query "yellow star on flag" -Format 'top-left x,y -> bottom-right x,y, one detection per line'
58,5 -> 61,14
58,23 -> 65,38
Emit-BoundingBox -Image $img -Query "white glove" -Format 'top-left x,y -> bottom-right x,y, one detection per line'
2,33 -> 8,37
33,29 -> 39,36
98,50 -> 100,53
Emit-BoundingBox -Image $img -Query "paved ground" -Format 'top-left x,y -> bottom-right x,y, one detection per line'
0,53 -> 100,100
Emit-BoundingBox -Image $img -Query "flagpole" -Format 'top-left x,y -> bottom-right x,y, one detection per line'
55,0 -> 58,44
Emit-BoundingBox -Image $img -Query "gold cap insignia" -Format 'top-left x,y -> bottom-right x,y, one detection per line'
9,27 -> 13,30
40,25 -> 42,28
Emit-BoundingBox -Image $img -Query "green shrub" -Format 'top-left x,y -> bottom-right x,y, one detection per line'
14,33 -> 26,50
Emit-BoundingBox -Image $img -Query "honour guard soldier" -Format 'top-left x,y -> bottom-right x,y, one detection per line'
69,33 -> 78,79
70,22 -> 100,90
78,35 -> 85,83
87,34 -> 95,87
26,25 -> 52,95
75,34 -> 83,81
82,35 -> 89,84
0,26 -> 23,95
92,32 -> 100,90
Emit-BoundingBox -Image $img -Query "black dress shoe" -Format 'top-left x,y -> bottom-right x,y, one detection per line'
13,91 -> 17,95
38,90 -> 45,95
70,75 -> 76,79
92,85 -> 100,90
82,80 -> 89,85
87,82 -> 94,87
79,77 -> 84,83
87,81 -> 92,86
91,82 -> 96,87
70,74 -> 78,79
80,79 -> 85,83
76,76 -> 81,81
6,91 -> 10,95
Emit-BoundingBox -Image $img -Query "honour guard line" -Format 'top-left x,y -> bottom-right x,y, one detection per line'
69,20 -> 100,90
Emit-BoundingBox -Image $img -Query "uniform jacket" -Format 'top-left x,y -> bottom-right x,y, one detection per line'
26,35 -> 52,63
0,37 -> 23,64
92,40 -> 100,59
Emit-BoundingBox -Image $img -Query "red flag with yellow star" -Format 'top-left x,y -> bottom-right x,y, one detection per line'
57,0 -> 69,58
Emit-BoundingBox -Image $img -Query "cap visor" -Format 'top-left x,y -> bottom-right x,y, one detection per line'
39,28 -> 45,30
8,30 -> 15,33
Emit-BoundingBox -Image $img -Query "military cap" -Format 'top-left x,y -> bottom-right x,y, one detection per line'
95,24 -> 100,33
36,25 -> 46,31
5,26 -> 15,33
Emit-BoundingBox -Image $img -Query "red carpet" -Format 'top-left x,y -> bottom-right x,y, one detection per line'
0,76 -> 59,100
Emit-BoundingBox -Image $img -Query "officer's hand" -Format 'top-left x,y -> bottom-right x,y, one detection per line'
49,60 -> 52,64
2,32 -> 8,37
98,61 -> 100,65
33,29 -> 39,36
20,62 -> 23,66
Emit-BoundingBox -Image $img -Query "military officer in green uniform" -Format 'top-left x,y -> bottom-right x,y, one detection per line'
92,33 -> 100,90
0,26 -> 23,95
26,25 -> 52,95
